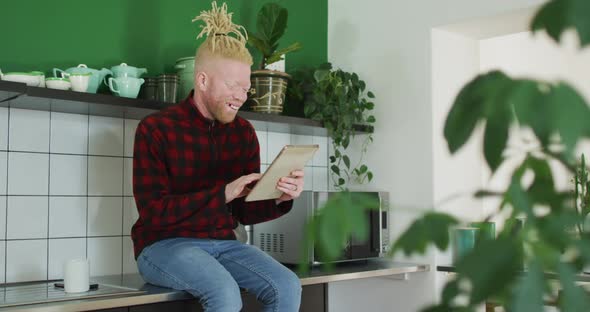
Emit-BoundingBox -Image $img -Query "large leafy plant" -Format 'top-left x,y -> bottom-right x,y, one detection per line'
247,2 -> 302,70
393,0 -> 590,311
305,0 -> 590,310
295,63 -> 376,190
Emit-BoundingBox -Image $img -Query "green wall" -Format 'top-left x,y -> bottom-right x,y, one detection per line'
0,0 -> 326,78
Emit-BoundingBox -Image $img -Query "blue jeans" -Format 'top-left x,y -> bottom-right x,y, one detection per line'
137,237 -> 302,312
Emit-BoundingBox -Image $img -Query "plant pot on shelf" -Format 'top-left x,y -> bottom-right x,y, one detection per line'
247,70 -> 290,114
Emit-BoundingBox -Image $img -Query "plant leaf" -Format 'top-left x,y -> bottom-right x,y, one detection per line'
390,212 -> 458,256
266,42 -> 303,65
531,0 -> 590,48
455,237 -> 523,305
557,262 -> 590,312
444,71 -> 510,154
343,155 -> 350,169
257,3 -> 288,47
548,82 -> 590,155
331,165 -> 340,175
510,259 -> 545,312
482,100 -> 511,171
247,33 -> 271,56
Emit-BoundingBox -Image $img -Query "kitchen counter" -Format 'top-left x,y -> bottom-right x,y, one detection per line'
0,260 -> 429,312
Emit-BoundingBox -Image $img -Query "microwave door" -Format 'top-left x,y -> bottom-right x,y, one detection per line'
350,209 -> 381,259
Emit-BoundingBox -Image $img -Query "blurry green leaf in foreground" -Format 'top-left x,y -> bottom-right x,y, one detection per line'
531,0 -> 590,48
299,192 -> 379,270
456,237 -> 523,305
510,260 -> 545,312
557,262 -> 590,312
390,212 -> 458,256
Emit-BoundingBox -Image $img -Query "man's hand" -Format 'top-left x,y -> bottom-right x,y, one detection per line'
276,170 -> 305,204
225,173 -> 261,203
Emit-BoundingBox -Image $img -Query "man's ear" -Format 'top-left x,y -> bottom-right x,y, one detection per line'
196,72 -> 208,91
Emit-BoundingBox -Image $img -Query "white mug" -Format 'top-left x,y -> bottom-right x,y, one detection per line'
63,258 -> 90,293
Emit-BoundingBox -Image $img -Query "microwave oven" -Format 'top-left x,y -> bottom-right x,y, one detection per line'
253,191 -> 390,265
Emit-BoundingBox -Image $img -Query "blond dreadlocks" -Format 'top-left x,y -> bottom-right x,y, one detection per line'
192,2 -> 253,68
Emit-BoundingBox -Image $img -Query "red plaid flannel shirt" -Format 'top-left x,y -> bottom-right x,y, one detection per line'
131,94 -> 293,258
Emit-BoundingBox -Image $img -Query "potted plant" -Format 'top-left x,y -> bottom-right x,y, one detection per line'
297,63 -> 376,191
246,2 -> 302,114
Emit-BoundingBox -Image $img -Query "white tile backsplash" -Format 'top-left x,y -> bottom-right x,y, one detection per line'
88,237 -> 122,276
88,157 -> 123,196
6,240 -> 47,282
124,119 -> 140,157
89,116 -> 124,156
88,197 -> 123,236
1,107 -> 332,283
256,130 -> 268,164
304,167 -> 313,191
9,108 -> 50,152
0,197 -> 5,239
48,238 -> 86,280
313,167 -> 329,192
8,152 -> 49,195
123,158 -> 133,196
0,152 -> 6,194
123,197 -> 138,236
0,108 -> 7,150
7,196 -> 48,239
49,197 -> 87,238
312,135 -> 329,167
50,154 -> 87,196
123,236 -> 138,274
268,132 -> 291,161
50,112 -> 88,154
291,134 -> 313,146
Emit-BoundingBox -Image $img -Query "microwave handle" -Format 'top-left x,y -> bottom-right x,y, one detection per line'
371,210 -> 381,253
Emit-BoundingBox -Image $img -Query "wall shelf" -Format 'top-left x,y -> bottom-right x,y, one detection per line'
0,81 -> 373,136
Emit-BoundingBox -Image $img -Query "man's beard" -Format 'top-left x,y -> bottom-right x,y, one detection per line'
212,101 -> 237,124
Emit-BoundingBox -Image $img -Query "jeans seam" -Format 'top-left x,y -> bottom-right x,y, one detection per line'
139,253 -> 205,299
218,254 -> 281,312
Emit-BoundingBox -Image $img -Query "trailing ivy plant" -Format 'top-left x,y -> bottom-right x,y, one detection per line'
297,62 -> 376,191
289,63 -> 378,272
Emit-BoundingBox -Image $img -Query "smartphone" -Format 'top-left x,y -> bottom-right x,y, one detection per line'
54,282 -> 99,290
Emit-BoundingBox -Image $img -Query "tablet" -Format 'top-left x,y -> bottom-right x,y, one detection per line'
245,145 -> 319,202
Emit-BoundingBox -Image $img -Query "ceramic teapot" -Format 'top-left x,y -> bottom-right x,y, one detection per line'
53,64 -> 112,93
110,63 -> 147,78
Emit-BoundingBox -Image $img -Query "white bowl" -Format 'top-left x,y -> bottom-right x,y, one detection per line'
45,78 -> 71,90
1,73 -> 40,86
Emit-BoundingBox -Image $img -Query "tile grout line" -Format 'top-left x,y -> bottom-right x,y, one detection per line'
121,119 -> 126,275
86,114 -> 90,262
0,149 -> 133,159
46,111 -> 52,281
5,107 -> 11,283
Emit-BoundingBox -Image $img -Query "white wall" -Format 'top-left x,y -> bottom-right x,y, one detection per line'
327,0 -> 544,311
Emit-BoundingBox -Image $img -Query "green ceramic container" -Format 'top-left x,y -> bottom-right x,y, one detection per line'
452,227 -> 479,264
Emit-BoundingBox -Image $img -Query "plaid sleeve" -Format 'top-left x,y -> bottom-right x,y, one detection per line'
228,127 -> 293,225
133,121 -> 227,229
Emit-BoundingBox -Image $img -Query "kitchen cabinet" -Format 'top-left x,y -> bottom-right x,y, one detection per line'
0,81 -> 372,137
